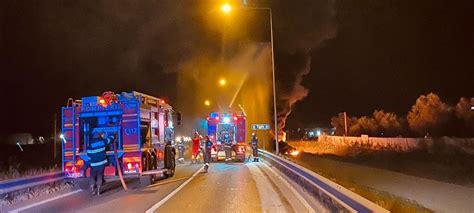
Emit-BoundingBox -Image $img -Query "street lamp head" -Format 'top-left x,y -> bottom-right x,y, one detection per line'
219,78 -> 226,86
221,3 -> 232,14
204,100 -> 211,106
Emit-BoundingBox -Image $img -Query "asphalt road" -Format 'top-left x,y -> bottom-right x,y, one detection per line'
3,160 -> 318,213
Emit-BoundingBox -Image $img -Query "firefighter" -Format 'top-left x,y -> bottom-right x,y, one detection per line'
87,131 -> 115,195
203,136 -> 213,172
176,138 -> 185,164
223,132 -> 233,162
250,132 -> 259,162
191,132 -> 201,164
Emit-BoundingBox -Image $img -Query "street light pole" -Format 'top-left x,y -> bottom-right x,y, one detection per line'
220,5 -> 278,154
343,111 -> 348,136
268,9 -> 279,154
243,7 -> 278,154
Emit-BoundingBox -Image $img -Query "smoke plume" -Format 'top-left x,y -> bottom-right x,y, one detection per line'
273,0 -> 338,133
277,55 -> 311,131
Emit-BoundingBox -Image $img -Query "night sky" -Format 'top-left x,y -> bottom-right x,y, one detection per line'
1,0 -> 473,139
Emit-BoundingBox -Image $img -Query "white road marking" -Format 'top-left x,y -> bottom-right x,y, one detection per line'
145,166 -> 204,213
8,189 -> 83,213
261,161 -> 316,213
145,177 -> 189,188
247,163 -> 289,212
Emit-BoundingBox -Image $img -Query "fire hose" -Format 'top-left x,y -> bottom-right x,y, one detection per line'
113,139 -> 128,192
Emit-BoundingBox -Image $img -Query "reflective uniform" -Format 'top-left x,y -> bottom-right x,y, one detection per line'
204,137 -> 213,172
177,141 -> 185,164
251,134 -> 259,162
223,133 -> 233,162
87,134 -> 114,195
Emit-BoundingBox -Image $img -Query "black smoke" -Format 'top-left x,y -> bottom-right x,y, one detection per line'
272,0 -> 338,132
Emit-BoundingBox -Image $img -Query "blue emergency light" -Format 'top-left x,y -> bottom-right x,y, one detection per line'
223,117 -> 231,123
210,112 -> 219,118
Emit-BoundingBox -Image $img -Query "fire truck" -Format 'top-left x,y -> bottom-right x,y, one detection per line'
61,91 -> 178,181
206,112 -> 246,162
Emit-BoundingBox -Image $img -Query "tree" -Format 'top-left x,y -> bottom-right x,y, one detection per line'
407,93 -> 450,136
373,110 -> 403,136
454,97 -> 474,135
330,112 -> 354,136
350,116 -> 378,136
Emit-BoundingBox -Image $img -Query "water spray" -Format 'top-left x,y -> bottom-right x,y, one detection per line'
228,73 -> 248,108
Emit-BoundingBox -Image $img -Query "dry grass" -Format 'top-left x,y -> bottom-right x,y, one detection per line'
289,138 -> 474,185
0,166 -> 60,181
291,153 -> 432,212
334,177 -> 431,212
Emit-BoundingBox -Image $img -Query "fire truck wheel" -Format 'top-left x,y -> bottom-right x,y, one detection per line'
150,152 -> 158,170
166,158 -> 175,177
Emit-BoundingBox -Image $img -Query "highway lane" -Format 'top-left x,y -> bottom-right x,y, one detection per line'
154,161 -> 317,212
4,160 -> 317,213
4,163 -> 202,213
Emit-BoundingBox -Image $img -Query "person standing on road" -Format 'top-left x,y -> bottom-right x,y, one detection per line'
203,136 -> 214,172
250,132 -> 259,162
177,138 -> 185,164
223,132 -> 233,162
191,132 -> 201,164
87,131 -> 115,195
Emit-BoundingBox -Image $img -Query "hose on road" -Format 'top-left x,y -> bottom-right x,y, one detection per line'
113,139 -> 128,192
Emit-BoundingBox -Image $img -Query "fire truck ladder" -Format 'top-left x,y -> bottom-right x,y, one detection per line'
61,106 -> 77,174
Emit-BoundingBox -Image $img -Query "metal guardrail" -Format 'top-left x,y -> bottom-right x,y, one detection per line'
0,172 -> 65,194
259,150 -> 389,213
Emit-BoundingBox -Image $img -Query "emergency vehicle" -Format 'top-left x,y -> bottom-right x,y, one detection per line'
61,91 -> 178,181
206,112 -> 246,162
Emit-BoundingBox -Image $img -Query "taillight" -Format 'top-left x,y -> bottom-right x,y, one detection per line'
237,146 -> 245,153
65,166 -> 80,177
124,162 -> 140,174
158,152 -> 163,159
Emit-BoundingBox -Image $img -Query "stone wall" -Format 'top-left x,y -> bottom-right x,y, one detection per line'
288,135 -> 474,155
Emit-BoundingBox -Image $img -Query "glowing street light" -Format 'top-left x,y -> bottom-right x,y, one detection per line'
221,3 -> 232,14
204,100 -> 211,106
16,142 -> 24,152
219,78 -> 226,86
60,133 -> 67,143
215,3 -> 279,154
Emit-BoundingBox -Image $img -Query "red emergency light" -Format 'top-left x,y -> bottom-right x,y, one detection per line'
233,116 -> 238,121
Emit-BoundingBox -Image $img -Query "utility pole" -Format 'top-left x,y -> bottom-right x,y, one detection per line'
343,112 -> 348,136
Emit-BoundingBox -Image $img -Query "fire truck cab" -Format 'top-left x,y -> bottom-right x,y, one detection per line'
61,91 -> 177,181
206,112 -> 246,162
